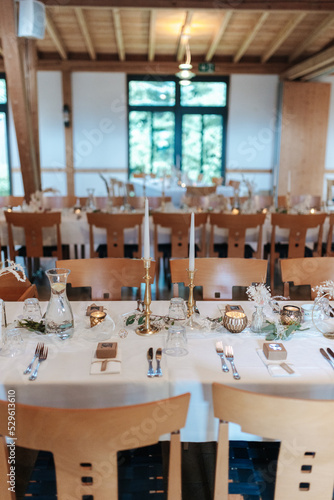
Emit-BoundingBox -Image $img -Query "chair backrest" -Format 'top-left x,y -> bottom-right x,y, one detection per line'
152,212 -> 208,259
4,211 -> 62,260
0,393 -> 190,500
270,213 -> 326,259
170,258 -> 267,300
291,195 -> 322,211
0,271 -> 38,301
280,256 -> 334,299
56,258 -> 156,300
0,196 -> 24,208
86,212 -> 143,258
128,196 -> 172,210
209,213 -> 266,259
186,186 -> 216,197
326,212 -> 334,256
212,383 -> 334,500
43,196 -> 77,209
211,176 -> 223,186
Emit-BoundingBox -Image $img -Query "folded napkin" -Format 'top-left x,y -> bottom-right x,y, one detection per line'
90,348 -> 121,375
257,349 -> 299,377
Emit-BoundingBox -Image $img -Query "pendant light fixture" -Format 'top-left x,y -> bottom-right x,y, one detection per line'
176,35 -> 195,86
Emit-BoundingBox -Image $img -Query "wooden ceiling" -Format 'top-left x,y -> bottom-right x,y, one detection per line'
2,1 -> 334,79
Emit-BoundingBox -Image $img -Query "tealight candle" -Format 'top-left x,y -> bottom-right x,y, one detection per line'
90,310 -> 106,328
310,208 -> 315,214
280,305 -> 302,325
223,311 -> 247,333
232,208 -> 239,215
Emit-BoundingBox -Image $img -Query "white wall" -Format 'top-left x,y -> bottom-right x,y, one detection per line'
226,74 -> 280,194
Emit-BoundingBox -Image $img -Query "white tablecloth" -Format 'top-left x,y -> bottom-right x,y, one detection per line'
0,300 -> 333,442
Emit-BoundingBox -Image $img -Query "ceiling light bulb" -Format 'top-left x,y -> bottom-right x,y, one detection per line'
179,79 -> 192,86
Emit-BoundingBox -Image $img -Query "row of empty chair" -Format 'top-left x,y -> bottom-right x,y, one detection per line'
0,384 -> 332,500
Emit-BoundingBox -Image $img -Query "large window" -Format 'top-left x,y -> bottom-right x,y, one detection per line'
128,76 -> 228,183
0,74 -> 11,195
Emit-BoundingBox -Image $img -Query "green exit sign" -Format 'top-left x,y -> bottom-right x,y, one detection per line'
198,63 -> 215,73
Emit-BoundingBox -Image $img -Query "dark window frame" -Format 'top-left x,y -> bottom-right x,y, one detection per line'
0,72 -> 12,195
127,74 -> 229,180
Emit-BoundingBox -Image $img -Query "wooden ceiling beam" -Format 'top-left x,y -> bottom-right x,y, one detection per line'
261,12 -> 305,63
0,0 -> 40,199
45,10 -> 68,60
176,10 -> 194,62
148,9 -> 156,62
234,12 -> 269,63
205,10 -> 232,62
38,1 -> 334,11
112,8 -> 125,61
289,13 -> 334,62
301,62 -> 334,80
75,7 -> 96,60
282,43 -> 334,79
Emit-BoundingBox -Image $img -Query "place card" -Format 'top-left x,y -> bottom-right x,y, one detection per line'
90,346 -> 121,375
263,342 -> 287,360
86,303 -> 104,316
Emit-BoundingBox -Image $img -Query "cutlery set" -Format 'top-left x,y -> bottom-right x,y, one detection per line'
319,347 -> 334,369
147,347 -> 163,377
215,342 -> 240,380
23,343 -> 48,381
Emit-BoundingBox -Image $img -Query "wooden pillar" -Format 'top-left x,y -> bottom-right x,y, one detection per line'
62,71 -> 75,196
0,0 -> 41,200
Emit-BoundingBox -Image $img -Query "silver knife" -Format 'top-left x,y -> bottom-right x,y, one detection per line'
147,347 -> 155,377
155,347 -> 163,377
327,347 -> 334,360
320,348 -> 334,370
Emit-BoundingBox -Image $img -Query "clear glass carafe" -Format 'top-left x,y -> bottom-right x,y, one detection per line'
250,305 -> 266,333
45,268 -> 74,339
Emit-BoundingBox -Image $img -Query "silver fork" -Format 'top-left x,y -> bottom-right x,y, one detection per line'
29,346 -> 48,381
215,341 -> 229,373
225,346 -> 240,380
24,343 -> 43,375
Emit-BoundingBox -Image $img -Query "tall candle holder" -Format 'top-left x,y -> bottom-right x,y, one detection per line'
286,191 -> 291,213
187,268 -> 197,318
136,258 -> 159,336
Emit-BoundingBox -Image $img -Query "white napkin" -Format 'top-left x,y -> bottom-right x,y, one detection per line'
90,348 -> 121,375
257,349 -> 299,377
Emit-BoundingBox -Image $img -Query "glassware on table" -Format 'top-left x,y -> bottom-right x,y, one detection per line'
165,325 -> 188,357
250,305 -> 266,333
45,268 -> 74,340
311,296 -> 334,339
280,305 -> 302,326
0,327 -> 24,357
23,298 -> 42,322
86,188 -> 96,211
168,297 -> 187,325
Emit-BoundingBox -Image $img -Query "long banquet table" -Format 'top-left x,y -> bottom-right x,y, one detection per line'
1,300 -> 333,442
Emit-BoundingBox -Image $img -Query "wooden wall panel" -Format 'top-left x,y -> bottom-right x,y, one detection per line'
278,81 -> 331,197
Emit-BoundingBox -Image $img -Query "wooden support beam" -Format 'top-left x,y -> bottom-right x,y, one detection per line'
75,8 -> 96,60
234,12 -> 269,63
261,12 -> 305,63
148,9 -> 157,62
62,71 -> 75,197
301,62 -> 334,80
282,44 -> 334,79
0,0 -> 40,200
205,11 -> 232,62
45,9 -> 68,60
176,10 -> 194,62
289,13 -> 334,62
112,8 -> 125,61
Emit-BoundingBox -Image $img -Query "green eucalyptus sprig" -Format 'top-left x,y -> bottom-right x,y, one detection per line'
17,319 -> 46,334
261,320 -> 308,341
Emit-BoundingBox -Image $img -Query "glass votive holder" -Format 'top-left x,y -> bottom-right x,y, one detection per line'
0,328 -> 24,357
90,311 -> 107,328
223,311 -> 248,333
168,297 -> 187,325
165,325 -> 188,357
23,298 -> 42,322
280,305 -> 302,325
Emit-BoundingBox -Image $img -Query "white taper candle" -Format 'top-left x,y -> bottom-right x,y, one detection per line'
144,197 -> 150,259
189,212 -> 195,271
287,170 -> 291,193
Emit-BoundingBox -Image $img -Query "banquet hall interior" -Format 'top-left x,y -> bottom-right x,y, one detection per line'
1,0 -> 334,499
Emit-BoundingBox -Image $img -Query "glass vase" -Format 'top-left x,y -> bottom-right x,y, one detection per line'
250,305 -> 266,333
45,268 -> 74,340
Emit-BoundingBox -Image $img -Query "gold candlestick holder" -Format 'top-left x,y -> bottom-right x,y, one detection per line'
136,258 -> 159,336
286,191 -> 291,213
187,268 -> 197,318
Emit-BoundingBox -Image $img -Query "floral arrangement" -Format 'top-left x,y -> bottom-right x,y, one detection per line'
246,283 -> 271,306
28,187 -> 59,212
311,280 -> 334,320
261,318 -> 307,341
0,260 -> 26,282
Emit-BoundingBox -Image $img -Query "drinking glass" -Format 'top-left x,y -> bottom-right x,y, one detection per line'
165,325 -> 188,357
23,298 -> 42,322
168,297 -> 187,325
45,268 -> 74,340
0,328 -> 24,357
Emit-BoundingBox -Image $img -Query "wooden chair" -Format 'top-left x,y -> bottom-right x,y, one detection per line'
0,393 -> 190,500
4,211 -> 63,276
0,271 -> 38,301
43,196 -> 77,209
129,196 -> 172,210
56,258 -> 155,300
170,258 -> 267,300
86,212 -> 143,258
186,186 -> 216,197
269,213 -> 326,290
211,176 -> 223,186
278,195 -> 321,211
325,213 -> 334,256
212,383 -> 334,500
280,256 -> 334,299
152,212 -> 208,289
209,213 -> 266,259
0,196 -> 24,208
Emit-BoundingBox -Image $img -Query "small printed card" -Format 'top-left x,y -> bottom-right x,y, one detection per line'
90,347 -> 121,375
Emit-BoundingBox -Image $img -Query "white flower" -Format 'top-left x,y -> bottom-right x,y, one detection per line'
0,260 -> 26,282
312,280 -> 334,299
246,283 -> 271,306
